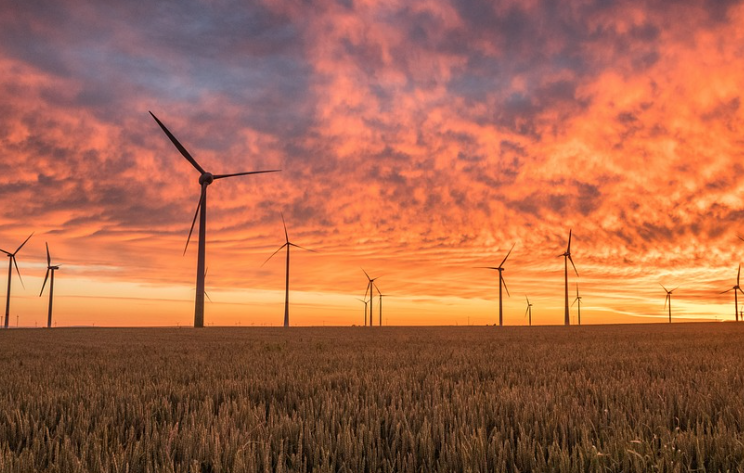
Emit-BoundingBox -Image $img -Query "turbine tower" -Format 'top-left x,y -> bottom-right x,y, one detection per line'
262,214 -> 314,327
150,112 -> 279,328
571,284 -> 582,325
39,242 -> 60,328
661,284 -> 677,323
720,265 -> 743,322
559,230 -> 578,326
524,296 -> 533,326
477,244 -> 514,326
0,233 -> 33,329
362,269 -> 379,327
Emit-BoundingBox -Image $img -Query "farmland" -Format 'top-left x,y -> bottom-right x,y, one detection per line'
1,324 -> 744,472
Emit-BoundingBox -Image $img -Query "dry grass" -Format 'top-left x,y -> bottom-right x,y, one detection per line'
1,323 -> 744,472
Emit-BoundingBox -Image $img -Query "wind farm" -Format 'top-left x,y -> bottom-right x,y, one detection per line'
4,1 -> 744,471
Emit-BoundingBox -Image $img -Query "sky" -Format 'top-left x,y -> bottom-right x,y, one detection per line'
1,0 -> 743,327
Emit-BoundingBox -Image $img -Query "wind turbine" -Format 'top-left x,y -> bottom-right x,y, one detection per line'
357,298 -> 368,326
559,230 -> 578,326
262,214 -> 314,327
571,284 -> 582,325
0,233 -> 33,329
720,265 -> 743,322
39,242 -> 60,328
524,296 -> 533,326
477,243 -> 514,327
362,269 -> 379,327
373,282 -> 385,326
150,112 -> 279,328
660,284 -> 677,323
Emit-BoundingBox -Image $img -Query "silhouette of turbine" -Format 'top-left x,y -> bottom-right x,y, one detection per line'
362,269 -> 379,327
559,230 -> 578,326
262,214 -> 314,327
720,265 -> 743,322
571,283 -> 582,325
661,284 -> 677,323
39,242 -> 60,328
477,244 -> 514,327
0,233 -> 32,329
150,112 -> 279,328
373,282 -> 386,326
524,296 -> 533,326
357,298 -> 368,326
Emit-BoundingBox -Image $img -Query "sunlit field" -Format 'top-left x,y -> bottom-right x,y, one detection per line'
1,324 -> 744,472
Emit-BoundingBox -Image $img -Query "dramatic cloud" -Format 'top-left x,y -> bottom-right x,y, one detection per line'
1,0 -> 743,326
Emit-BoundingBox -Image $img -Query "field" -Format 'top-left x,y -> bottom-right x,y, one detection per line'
1,324 -> 744,472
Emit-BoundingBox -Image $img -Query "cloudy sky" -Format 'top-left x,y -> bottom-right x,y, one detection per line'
1,0 -> 743,327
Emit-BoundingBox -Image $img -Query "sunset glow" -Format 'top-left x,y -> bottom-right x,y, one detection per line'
2,1 -> 744,326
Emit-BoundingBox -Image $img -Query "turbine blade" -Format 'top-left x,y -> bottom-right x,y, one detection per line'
568,255 -> 579,277
566,229 -> 572,253
364,282 -> 370,299
212,170 -> 281,180
46,242 -> 51,266
281,213 -> 289,243
373,282 -> 380,295
501,275 -> 510,297
12,256 -> 24,289
660,283 -> 668,293
261,243 -> 288,267
15,232 -> 34,254
204,291 -> 213,303
361,268 -> 371,281
721,288 -> 734,294
571,298 -> 578,307
475,266 -> 499,270
289,243 -> 317,252
664,294 -> 668,309
526,295 -> 530,304
39,269 -> 50,296
149,112 -> 205,174
499,243 -> 515,268
0,249 -> 9,255
524,307 -> 529,317
184,189 -> 204,256
738,264 -> 741,287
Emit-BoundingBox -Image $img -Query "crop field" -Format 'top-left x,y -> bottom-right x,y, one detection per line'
1,324 -> 744,472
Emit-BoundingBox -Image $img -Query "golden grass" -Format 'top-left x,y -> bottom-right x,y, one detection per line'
1,323 -> 743,472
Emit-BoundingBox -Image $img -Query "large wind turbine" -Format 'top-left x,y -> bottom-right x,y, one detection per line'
720,265 -> 743,322
39,242 -> 60,328
661,284 -> 677,323
262,214 -> 314,327
477,244 -> 514,326
571,284 -> 582,325
559,230 -> 578,326
150,112 -> 279,328
524,296 -> 533,326
0,233 -> 33,329
362,269 -> 379,327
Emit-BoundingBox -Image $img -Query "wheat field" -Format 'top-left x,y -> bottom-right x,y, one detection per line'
0,324 -> 743,472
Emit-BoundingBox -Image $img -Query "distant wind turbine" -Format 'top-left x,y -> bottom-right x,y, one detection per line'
262,214 -> 315,327
720,265 -> 743,322
362,269 -> 379,327
571,284 -> 582,325
357,298 -> 368,326
39,242 -> 60,328
524,296 -> 533,326
477,244 -> 514,327
559,230 -> 578,326
150,112 -> 279,328
0,233 -> 33,329
374,282 -> 385,326
660,284 -> 677,323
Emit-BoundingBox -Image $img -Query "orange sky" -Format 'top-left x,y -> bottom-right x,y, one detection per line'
1,0 -> 744,327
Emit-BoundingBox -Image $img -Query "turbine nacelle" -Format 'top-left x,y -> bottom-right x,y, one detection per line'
199,172 -> 214,185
